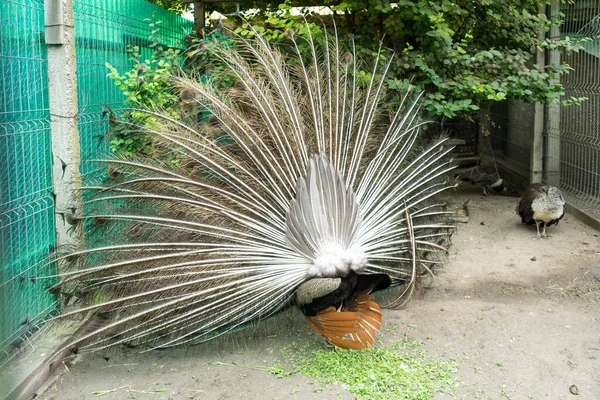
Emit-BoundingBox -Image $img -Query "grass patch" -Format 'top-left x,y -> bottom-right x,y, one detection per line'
283,340 -> 457,400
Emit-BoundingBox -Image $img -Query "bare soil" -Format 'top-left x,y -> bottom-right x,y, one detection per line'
36,188 -> 600,400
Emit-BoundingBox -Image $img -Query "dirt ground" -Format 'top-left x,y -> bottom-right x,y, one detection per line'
36,187 -> 600,400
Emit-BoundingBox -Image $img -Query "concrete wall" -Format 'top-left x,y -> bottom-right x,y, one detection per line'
489,99 -> 535,179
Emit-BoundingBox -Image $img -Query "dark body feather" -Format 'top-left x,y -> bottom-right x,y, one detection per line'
456,166 -> 505,195
297,273 -> 392,316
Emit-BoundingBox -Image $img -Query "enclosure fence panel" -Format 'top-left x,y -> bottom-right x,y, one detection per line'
488,2 -> 600,208
548,2 -> 600,207
74,0 -> 193,181
0,0 -> 58,363
0,0 -> 191,363
73,0 -> 192,251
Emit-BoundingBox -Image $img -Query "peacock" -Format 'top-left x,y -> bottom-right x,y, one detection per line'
48,22 -> 456,353
516,183 -> 565,238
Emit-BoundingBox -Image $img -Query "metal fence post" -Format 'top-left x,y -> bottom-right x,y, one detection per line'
545,0 -> 561,186
529,4 -> 547,184
44,0 -> 84,254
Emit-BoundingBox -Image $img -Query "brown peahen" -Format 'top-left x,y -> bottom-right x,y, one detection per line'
48,24 -> 456,352
455,165 -> 506,196
516,183 -> 565,238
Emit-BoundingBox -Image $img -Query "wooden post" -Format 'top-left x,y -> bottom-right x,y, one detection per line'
182,0 -> 205,36
194,1 -> 205,36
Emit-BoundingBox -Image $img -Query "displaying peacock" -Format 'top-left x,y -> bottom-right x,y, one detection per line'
51,22 -> 456,353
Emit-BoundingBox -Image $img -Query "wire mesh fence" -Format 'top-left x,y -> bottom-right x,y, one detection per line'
0,0 -> 58,363
1,0 -> 191,363
547,2 -> 600,207
74,0 -> 193,180
486,2 -> 600,209
73,0 -> 192,252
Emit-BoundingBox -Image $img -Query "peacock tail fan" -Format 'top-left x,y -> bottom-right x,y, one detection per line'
52,22 -> 456,353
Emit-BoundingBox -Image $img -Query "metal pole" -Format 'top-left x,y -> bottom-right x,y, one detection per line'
44,0 -> 84,256
530,4 -> 546,184
545,0 -> 561,186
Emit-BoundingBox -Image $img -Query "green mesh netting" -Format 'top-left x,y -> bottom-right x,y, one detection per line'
74,0 -> 192,251
0,0 -> 192,363
0,0 -> 58,363
74,0 -> 193,180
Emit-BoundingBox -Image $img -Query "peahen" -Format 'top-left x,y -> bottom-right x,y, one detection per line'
455,165 -> 505,196
50,24 -> 456,352
516,183 -> 565,238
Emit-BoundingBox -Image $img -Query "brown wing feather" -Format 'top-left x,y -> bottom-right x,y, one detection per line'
517,184 -> 548,224
305,312 -> 363,345
355,295 -> 383,330
304,295 -> 383,349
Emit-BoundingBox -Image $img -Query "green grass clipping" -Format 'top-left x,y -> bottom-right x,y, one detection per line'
283,340 -> 457,400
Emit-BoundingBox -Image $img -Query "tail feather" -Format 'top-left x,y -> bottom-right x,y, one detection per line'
42,22 -> 455,352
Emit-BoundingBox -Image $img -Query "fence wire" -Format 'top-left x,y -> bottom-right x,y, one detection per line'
1,0 -> 191,364
0,0 -> 58,364
73,0 -> 192,253
74,0 -> 192,181
548,2 -> 600,207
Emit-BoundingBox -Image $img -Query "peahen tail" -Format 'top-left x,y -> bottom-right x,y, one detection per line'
52,23 -> 456,352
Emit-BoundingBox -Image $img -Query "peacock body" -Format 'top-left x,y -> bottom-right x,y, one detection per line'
53,24 -> 456,352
